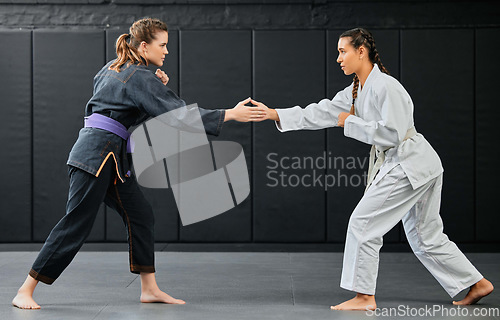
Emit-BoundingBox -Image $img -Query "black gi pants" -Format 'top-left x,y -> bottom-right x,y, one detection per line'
29,158 -> 155,285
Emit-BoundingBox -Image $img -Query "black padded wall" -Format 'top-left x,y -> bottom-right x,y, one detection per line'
401,29 -> 475,242
476,28 -> 500,242
253,30 -> 326,242
0,1 -> 498,249
179,30 -> 252,242
0,30 -> 32,242
33,30 -> 106,242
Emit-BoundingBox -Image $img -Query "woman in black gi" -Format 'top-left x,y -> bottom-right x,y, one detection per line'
12,17 -> 265,309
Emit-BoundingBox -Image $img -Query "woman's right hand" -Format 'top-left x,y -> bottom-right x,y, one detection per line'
250,99 -> 280,122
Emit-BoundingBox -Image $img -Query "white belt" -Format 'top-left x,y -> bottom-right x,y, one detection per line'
365,127 -> 417,192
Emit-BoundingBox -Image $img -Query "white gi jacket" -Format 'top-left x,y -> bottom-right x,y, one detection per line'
275,64 -> 443,189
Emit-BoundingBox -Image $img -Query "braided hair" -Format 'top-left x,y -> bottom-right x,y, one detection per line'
339,28 -> 389,114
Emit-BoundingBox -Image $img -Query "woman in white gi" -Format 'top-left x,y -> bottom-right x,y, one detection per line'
251,27 -> 493,310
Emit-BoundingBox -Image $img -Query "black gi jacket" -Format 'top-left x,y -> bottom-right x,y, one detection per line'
67,60 -> 225,182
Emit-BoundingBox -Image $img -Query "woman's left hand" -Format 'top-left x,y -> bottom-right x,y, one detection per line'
155,69 -> 169,85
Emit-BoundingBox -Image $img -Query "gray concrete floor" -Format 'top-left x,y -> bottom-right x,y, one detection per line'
1,247 -> 499,320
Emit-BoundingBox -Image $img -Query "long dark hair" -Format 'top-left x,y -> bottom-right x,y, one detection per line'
109,17 -> 168,72
339,28 -> 389,114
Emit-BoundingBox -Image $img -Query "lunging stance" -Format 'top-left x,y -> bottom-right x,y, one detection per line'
12,17 -> 265,310
250,27 -> 493,310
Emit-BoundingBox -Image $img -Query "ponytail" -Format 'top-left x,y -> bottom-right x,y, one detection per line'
109,33 -> 143,72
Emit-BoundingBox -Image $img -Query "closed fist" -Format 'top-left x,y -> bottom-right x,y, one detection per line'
155,69 -> 169,85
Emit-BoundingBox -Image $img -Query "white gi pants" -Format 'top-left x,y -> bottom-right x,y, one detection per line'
340,164 -> 483,297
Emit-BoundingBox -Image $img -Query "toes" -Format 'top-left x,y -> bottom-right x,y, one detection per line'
13,303 -> 41,309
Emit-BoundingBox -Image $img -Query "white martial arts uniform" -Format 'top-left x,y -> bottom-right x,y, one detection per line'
274,64 -> 483,297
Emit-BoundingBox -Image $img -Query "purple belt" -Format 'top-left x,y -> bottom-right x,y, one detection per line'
84,113 -> 134,153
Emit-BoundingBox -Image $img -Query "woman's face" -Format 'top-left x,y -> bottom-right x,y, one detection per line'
142,30 -> 169,67
336,37 -> 362,76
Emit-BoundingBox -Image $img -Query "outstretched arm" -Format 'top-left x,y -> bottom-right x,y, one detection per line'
248,84 -> 353,132
154,71 -> 274,124
153,71 -> 266,123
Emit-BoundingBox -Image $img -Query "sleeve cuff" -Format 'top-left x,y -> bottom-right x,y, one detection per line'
343,114 -> 354,137
215,109 -> 225,136
275,120 -> 283,131
274,109 -> 290,132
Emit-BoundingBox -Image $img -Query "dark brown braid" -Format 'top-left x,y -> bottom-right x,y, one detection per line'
339,28 -> 390,115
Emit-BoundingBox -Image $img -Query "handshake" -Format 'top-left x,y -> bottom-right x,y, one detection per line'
224,97 -> 279,123
154,69 -> 278,123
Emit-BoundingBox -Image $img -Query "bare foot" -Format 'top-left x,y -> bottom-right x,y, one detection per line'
12,291 -> 41,310
140,289 -> 186,304
331,293 -> 377,311
453,278 -> 494,305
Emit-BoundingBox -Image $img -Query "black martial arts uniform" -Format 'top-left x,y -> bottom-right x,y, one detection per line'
29,60 -> 225,284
